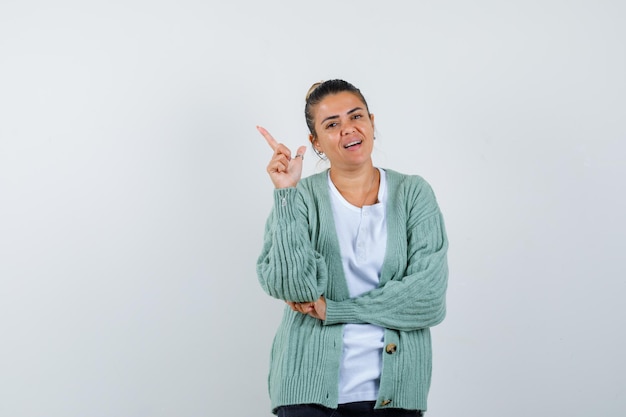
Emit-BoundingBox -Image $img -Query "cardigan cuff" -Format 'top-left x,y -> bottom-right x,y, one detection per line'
273,187 -> 299,219
324,298 -> 364,326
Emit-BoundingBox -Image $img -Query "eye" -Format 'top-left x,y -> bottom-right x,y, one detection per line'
325,122 -> 338,129
352,114 -> 363,120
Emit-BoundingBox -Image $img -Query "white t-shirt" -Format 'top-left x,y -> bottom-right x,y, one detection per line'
328,168 -> 388,404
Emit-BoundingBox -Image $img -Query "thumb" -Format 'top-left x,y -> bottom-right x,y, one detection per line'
296,146 -> 307,159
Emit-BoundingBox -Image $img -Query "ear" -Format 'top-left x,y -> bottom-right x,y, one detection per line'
309,134 -> 321,151
370,113 -> 375,129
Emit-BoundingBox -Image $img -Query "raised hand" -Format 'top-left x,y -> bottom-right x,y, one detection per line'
257,126 -> 307,189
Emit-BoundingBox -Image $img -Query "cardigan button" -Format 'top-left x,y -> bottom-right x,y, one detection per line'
385,343 -> 397,354
381,399 -> 392,406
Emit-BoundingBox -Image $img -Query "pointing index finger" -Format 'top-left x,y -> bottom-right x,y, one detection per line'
256,125 -> 279,151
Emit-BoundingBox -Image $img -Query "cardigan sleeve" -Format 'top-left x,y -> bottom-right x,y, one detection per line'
323,180 -> 448,332
256,187 -> 328,303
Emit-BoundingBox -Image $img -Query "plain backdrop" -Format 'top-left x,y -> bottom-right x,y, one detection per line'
1,1 -> 625,416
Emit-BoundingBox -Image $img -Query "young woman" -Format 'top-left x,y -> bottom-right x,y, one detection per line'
257,79 -> 448,416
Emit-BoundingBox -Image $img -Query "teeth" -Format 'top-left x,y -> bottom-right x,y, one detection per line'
344,140 -> 361,148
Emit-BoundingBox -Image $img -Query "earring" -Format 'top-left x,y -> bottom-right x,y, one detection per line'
313,148 -> 327,160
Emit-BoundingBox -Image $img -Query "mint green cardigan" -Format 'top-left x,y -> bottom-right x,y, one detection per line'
257,169 -> 448,413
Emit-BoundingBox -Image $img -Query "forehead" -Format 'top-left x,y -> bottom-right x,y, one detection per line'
314,91 -> 366,120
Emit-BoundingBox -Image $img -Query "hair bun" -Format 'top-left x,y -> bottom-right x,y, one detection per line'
305,81 -> 324,101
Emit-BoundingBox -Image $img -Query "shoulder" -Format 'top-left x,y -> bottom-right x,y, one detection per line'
280,170 -> 329,215
296,169 -> 329,194
384,168 -> 435,197
384,168 -> 441,220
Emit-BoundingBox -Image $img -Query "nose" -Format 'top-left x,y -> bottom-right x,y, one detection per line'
341,121 -> 356,136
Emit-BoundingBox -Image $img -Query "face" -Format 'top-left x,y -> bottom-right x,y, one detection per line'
309,91 -> 375,170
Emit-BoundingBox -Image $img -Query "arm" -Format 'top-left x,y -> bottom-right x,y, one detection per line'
256,126 -> 327,302
256,187 -> 328,303
323,182 -> 448,331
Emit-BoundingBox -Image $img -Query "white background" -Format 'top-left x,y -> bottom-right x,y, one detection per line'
1,1 -> 624,416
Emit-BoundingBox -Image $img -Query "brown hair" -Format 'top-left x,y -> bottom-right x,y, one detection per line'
304,79 -> 370,139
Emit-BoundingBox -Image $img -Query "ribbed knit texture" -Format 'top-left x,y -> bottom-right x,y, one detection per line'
257,169 -> 448,414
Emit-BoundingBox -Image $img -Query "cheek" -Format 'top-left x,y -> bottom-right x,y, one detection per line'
316,133 -> 334,147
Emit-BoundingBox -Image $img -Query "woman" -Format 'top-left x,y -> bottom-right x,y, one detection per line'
256,79 -> 448,416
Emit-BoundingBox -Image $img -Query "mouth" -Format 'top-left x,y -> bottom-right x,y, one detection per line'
344,140 -> 362,149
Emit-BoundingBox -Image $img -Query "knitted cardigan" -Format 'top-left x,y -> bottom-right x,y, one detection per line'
257,168 -> 448,413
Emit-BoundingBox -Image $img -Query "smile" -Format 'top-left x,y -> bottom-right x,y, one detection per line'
344,140 -> 362,149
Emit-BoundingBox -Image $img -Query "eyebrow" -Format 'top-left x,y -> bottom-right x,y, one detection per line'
320,107 -> 364,125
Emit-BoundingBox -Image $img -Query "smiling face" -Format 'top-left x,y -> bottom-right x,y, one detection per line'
309,91 -> 375,170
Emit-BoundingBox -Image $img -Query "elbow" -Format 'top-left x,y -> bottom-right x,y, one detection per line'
257,272 -> 321,303
429,303 -> 446,327
413,298 -> 446,330
426,290 -> 447,327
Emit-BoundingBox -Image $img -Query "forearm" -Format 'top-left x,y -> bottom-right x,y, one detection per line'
257,188 -> 328,302
324,264 -> 447,331
324,213 -> 448,331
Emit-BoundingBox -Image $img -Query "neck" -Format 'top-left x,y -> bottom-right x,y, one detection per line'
329,164 -> 379,208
